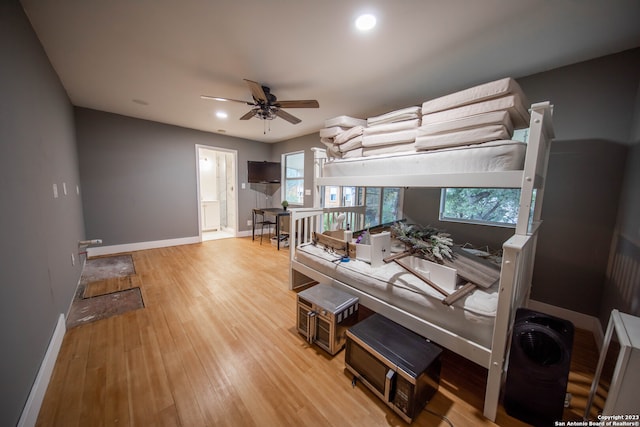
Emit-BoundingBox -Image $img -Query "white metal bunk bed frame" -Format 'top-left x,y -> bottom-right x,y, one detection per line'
288,101 -> 554,421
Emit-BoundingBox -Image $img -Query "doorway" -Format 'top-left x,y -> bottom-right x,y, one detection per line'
196,145 -> 238,241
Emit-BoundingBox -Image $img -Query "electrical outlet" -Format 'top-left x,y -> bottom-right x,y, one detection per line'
247,220 -> 252,226
52,183 -> 58,198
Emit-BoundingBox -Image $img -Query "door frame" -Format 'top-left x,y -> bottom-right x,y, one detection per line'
195,144 -> 239,241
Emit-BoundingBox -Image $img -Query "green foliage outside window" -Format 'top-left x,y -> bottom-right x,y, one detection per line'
440,188 -> 521,227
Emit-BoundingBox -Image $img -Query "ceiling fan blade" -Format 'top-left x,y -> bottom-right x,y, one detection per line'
243,79 -> 268,103
239,110 -> 256,120
200,95 -> 253,105
275,109 -> 301,124
276,100 -> 319,108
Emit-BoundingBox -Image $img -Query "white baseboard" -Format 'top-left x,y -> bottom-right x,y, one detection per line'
528,299 -> 604,349
18,314 -> 66,427
87,236 -> 200,257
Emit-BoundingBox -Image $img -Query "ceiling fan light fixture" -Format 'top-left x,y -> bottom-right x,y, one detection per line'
255,108 -> 278,121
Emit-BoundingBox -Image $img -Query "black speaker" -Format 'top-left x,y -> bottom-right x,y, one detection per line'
504,308 -> 574,426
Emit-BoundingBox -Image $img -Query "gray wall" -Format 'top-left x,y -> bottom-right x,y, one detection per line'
75,108 -> 271,245
0,2 -> 85,425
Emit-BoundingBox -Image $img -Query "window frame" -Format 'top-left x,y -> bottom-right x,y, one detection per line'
439,187 -> 521,229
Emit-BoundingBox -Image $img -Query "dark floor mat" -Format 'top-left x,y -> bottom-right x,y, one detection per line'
80,254 -> 135,284
67,287 -> 144,329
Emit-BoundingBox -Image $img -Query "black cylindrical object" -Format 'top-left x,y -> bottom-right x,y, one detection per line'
504,308 -> 574,426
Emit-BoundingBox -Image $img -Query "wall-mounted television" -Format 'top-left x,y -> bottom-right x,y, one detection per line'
248,161 -> 281,184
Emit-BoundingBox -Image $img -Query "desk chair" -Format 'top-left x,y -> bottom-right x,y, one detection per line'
255,210 -> 277,245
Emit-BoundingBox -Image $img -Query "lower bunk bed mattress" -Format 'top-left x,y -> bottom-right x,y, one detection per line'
295,243 -> 499,349
321,139 -> 526,178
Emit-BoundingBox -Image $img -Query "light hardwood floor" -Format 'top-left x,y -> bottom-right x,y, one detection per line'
37,237 -> 599,426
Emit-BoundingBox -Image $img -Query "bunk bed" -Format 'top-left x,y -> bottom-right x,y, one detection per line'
289,86 -> 554,421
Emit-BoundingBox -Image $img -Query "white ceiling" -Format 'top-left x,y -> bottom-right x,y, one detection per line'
21,0 -> 640,143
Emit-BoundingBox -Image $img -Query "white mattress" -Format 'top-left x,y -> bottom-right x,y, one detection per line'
422,77 -> 530,115
322,139 -> 526,177
342,148 -> 363,158
295,243 -> 497,348
324,115 -> 367,128
363,118 -> 420,135
319,126 -> 346,138
423,94 -> 530,129
362,129 -> 417,147
337,135 -> 363,152
334,125 -> 364,145
367,106 -> 422,126
363,142 -> 416,157
415,124 -> 511,151
418,110 -> 513,136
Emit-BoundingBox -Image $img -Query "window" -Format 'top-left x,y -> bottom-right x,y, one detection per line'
439,188 -> 522,228
283,151 -> 304,205
364,187 -> 402,227
321,186 -> 403,230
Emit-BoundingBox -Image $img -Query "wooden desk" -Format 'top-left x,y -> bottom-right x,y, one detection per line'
252,208 -> 290,250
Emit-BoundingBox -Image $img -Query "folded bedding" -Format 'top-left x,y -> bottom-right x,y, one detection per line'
421,77 -> 530,115
367,106 -> 421,126
362,129 -> 417,147
363,118 -> 420,135
415,124 -> 511,151
418,110 -> 513,136
334,125 -> 364,145
324,115 -> 367,128
422,94 -> 530,129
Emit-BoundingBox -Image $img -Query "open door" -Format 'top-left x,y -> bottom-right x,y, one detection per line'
196,145 -> 238,241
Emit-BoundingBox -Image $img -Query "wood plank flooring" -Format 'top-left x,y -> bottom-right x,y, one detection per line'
37,237 -> 600,426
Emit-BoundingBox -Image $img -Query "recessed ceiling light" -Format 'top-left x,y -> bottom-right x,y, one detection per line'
355,14 -> 376,31
216,111 -> 228,119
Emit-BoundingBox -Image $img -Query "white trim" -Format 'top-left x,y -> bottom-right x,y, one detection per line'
528,299 -> 604,349
87,236 -> 200,257
18,314 -> 66,427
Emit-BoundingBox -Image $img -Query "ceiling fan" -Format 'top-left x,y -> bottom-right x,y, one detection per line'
201,79 -> 319,125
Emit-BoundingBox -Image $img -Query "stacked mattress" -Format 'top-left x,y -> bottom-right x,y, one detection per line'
320,77 -> 531,160
362,106 -> 421,156
416,77 -> 530,151
319,115 -> 367,159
